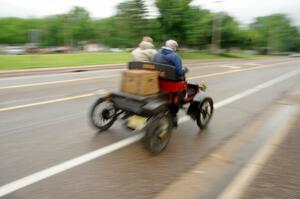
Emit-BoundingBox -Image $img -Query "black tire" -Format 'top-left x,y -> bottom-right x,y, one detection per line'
143,113 -> 173,155
90,98 -> 117,132
196,98 -> 213,129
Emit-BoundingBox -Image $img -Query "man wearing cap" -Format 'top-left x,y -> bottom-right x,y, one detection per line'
154,40 -> 187,79
154,40 -> 188,127
131,36 -> 157,62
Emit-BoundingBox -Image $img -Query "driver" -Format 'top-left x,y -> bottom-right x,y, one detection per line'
154,40 -> 188,127
154,40 -> 187,79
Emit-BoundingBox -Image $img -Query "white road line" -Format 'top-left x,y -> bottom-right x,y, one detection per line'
0,60 -> 298,112
0,75 -> 120,89
218,105 -> 298,199
0,68 -> 300,197
188,60 -> 295,80
0,66 -> 271,112
214,69 -> 300,109
219,65 -> 241,69
245,63 -> 262,66
0,133 -> 145,197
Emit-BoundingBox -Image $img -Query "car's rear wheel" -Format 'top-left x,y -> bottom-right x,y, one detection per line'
90,98 -> 117,132
144,113 -> 173,155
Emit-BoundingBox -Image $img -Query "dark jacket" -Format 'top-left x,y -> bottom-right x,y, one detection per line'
154,47 -> 186,76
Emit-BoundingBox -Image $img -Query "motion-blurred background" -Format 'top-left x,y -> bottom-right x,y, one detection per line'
0,0 -> 299,57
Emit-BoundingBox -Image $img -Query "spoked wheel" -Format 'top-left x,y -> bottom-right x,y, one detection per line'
144,113 -> 173,155
197,98 -> 213,129
90,98 -> 117,132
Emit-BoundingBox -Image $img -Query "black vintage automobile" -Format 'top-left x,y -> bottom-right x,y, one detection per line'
90,62 -> 214,154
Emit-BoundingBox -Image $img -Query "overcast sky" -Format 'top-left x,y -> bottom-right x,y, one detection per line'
0,0 -> 300,26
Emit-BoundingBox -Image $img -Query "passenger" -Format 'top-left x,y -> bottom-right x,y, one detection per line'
131,36 -> 157,62
154,40 -> 188,79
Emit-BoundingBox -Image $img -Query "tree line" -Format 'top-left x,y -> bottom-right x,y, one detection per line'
0,0 -> 300,53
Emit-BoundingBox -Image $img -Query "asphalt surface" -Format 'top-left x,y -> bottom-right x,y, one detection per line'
0,57 -> 300,199
242,107 -> 300,199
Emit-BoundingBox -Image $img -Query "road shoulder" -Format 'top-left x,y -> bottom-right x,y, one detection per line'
154,89 -> 300,199
240,98 -> 300,199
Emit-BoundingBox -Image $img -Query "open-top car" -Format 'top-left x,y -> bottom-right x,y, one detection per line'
90,61 -> 214,154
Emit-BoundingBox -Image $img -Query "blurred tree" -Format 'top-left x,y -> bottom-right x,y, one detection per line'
220,14 -> 243,49
41,15 -> 66,46
67,6 -> 95,47
94,16 -> 135,47
1,4 -> 300,52
116,0 -> 150,45
39,7 -> 95,47
184,7 -> 213,49
93,0 -> 151,48
249,14 -> 300,53
117,0 -> 148,30
0,18 -> 41,44
155,0 -> 192,44
237,29 -> 258,50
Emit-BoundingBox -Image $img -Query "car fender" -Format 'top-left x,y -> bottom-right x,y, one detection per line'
188,91 -> 214,120
193,91 -> 209,103
143,100 -> 168,115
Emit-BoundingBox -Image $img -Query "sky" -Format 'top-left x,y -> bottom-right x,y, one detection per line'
0,0 -> 300,26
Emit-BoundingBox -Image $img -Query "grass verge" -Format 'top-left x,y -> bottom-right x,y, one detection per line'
0,52 -> 267,70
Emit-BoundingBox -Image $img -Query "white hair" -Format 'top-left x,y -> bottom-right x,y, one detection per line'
165,40 -> 178,51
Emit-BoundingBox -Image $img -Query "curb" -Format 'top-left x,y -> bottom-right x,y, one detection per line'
0,59 -> 234,78
0,63 -> 125,77
0,57 -> 284,78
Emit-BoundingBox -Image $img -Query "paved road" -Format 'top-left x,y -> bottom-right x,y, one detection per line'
241,108 -> 300,199
0,57 -> 299,199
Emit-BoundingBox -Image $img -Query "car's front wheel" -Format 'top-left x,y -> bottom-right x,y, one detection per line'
197,98 -> 213,129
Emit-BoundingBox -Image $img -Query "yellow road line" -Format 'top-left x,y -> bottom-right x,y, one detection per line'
188,60 -> 294,80
0,93 -> 94,112
0,75 -> 119,89
0,60 -> 295,90
0,60 -> 296,112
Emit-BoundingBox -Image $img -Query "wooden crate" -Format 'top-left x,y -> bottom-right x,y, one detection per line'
121,70 -> 159,96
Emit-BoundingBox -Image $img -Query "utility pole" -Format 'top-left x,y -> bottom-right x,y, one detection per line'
211,0 -> 224,53
29,29 -> 41,47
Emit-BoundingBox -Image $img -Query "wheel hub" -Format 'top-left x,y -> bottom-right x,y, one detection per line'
201,102 -> 211,123
158,130 -> 167,140
101,109 -> 111,120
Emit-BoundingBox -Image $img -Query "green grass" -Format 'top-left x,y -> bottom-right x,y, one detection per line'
180,52 -> 223,59
0,52 -> 267,70
218,53 -> 268,59
0,52 -> 131,70
180,52 -> 267,59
